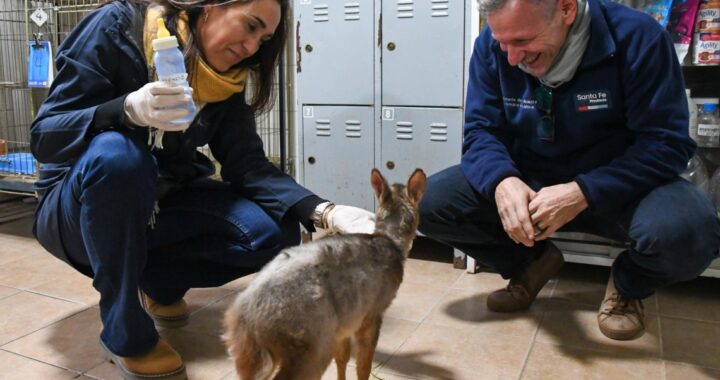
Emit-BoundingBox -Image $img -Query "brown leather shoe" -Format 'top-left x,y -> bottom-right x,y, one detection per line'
101,338 -> 187,380
487,242 -> 564,312
139,292 -> 189,328
598,275 -> 645,340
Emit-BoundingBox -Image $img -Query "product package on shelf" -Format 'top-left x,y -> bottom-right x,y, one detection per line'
668,0 -> 701,62
692,0 -> 720,65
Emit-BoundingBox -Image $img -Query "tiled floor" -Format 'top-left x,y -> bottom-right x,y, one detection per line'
1,210 -> 720,379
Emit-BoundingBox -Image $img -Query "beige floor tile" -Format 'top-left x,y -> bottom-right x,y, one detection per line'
84,361 -> 124,380
403,258 -> 463,287
0,285 -> 20,300
522,341 -> 663,379
450,271 -> 508,292
0,238 -> 43,266
0,349 -> 79,380
0,253 -> 82,290
385,281 -> 449,323
30,271 -> 99,305
535,300 -> 661,358
219,273 -> 255,291
665,361 -> 720,380
182,293 -> 234,337
658,277 -> 720,322
425,287 -> 543,339
3,308 -> 104,373
0,292 -> 86,346
184,287 -> 235,314
383,323 -> 529,380
161,329 -> 235,380
661,317 -> 720,369
552,263 -> 611,306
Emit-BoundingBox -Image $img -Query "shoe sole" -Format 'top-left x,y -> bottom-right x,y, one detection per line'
598,323 -> 644,341
100,340 -> 188,380
151,314 -> 190,329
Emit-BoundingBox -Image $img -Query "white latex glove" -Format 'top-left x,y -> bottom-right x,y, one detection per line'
124,81 -> 193,131
326,205 -> 376,234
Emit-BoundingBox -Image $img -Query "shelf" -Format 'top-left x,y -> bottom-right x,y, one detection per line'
682,65 -> 720,98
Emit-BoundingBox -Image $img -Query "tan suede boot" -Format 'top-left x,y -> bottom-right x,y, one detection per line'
598,275 -> 645,340
139,292 -> 189,328
487,242 -> 564,312
101,338 -> 186,380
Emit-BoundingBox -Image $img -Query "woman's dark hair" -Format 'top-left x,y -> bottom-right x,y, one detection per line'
114,0 -> 287,113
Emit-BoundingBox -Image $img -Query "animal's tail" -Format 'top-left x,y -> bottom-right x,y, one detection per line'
223,310 -> 276,380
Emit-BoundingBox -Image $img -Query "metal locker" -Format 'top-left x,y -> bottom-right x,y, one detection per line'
381,0 -> 465,107
380,107 -> 462,185
296,0 -> 374,105
302,106 -> 375,211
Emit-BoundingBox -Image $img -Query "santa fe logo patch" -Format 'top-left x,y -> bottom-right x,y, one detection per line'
574,90 -> 611,112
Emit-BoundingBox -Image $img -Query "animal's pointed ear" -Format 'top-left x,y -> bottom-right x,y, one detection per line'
371,169 -> 390,202
406,169 -> 426,204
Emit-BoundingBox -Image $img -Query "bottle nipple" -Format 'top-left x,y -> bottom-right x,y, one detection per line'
157,18 -> 171,39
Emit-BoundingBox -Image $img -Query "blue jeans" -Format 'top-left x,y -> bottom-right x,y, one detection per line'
43,132 -> 299,356
419,165 -> 720,300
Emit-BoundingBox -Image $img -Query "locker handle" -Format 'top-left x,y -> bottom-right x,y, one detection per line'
305,44 -> 313,53
308,156 -> 316,164
386,161 -> 395,170
387,42 -> 396,51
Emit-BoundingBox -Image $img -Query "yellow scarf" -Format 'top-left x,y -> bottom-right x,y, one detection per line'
143,7 -> 248,104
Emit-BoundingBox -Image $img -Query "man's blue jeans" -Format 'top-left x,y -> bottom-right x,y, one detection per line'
42,132 -> 299,356
419,165 -> 720,300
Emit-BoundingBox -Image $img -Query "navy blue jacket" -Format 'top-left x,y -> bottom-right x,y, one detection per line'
31,0 -> 321,260
461,0 -> 695,215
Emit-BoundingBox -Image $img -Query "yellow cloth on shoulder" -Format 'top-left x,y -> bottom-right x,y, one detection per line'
143,7 -> 248,104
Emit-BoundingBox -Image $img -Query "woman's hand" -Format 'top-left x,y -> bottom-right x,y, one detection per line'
124,81 -> 193,131
325,205 -> 376,234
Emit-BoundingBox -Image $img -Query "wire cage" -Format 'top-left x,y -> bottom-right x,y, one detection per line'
0,0 -> 288,195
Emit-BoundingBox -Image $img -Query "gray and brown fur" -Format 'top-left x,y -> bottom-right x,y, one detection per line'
223,169 -> 427,380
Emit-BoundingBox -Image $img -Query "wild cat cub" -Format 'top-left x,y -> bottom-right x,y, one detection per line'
223,169 -> 426,380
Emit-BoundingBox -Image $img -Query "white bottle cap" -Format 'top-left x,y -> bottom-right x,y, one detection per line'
692,97 -> 720,105
152,35 -> 179,50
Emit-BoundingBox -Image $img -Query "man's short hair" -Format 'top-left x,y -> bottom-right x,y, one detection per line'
478,0 -> 557,19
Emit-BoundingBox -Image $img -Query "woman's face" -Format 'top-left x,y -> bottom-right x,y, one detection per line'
198,0 -> 281,73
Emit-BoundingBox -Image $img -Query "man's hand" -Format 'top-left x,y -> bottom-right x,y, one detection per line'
494,177 -> 537,247
529,181 -> 588,241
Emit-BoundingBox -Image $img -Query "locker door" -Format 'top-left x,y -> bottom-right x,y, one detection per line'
381,0 -> 465,107
303,106 -> 375,211
297,0 -> 374,105
380,107 -> 462,185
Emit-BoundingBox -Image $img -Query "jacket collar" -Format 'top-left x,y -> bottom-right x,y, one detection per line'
579,0 -> 616,68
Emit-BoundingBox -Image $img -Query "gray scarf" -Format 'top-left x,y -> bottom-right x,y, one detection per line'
520,0 -> 591,88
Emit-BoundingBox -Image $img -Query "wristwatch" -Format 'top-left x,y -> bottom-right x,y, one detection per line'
310,201 -> 335,229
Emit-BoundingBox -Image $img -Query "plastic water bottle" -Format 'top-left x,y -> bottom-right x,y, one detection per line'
152,18 -> 196,125
696,102 -> 720,148
709,167 -> 720,217
681,155 -> 709,194
687,90 -> 699,143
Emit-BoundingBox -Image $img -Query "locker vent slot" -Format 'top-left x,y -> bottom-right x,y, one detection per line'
396,121 -> 413,140
344,2 -> 360,21
315,119 -> 331,137
345,120 -> 362,138
431,0 -> 449,17
313,4 -> 329,22
397,0 -> 414,18
430,122 -> 448,141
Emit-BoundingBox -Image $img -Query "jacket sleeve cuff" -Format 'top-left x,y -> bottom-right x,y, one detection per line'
288,194 -> 327,232
89,94 -> 131,137
573,177 -> 593,212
